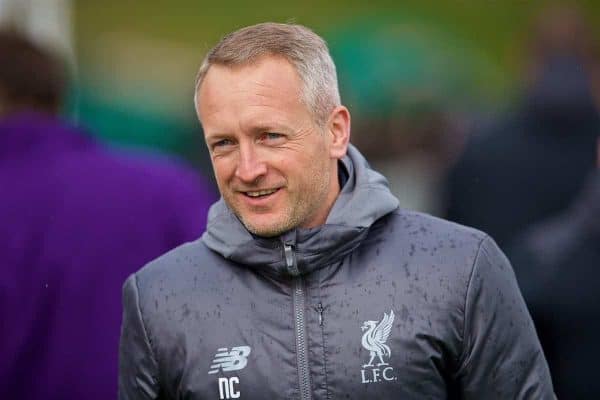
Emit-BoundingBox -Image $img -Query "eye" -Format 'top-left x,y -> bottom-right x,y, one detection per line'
212,138 -> 234,149
260,132 -> 285,143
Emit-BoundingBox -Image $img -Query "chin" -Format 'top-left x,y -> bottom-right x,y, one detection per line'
243,218 -> 289,238
246,225 -> 284,238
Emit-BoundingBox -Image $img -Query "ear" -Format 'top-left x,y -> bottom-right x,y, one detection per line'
326,105 -> 351,160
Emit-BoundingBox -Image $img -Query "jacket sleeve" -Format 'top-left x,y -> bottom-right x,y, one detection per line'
455,236 -> 555,399
119,274 -> 161,399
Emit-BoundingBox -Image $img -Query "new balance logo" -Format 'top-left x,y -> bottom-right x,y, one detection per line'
208,346 -> 252,375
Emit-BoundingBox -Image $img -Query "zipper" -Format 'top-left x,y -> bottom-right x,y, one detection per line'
284,242 -> 313,400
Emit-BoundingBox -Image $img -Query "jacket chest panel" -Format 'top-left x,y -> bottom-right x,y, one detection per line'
158,276 -> 302,399
308,274 -> 460,399
152,259 -> 462,399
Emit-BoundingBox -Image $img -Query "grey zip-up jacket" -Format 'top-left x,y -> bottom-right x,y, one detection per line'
119,146 -> 554,399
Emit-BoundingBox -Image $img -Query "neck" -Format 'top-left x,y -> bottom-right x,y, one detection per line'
300,161 -> 340,229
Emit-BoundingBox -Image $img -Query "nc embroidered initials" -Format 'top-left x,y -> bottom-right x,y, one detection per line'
208,346 -> 252,374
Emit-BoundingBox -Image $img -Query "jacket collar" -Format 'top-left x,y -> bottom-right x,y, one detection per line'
201,145 -> 399,277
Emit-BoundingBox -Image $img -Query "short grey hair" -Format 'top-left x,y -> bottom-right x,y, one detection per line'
194,22 -> 341,127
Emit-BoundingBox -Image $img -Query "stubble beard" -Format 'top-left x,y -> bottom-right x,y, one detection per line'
229,164 -> 332,238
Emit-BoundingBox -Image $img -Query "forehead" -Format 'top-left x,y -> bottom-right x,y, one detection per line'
206,55 -> 301,84
197,56 -> 308,127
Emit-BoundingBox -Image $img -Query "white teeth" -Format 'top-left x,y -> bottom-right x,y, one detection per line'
246,189 -> 277,197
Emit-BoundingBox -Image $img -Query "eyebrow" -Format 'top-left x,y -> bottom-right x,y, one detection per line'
204,132 -> 233,141
206,122 -> 287,139
250,123 -> 284,133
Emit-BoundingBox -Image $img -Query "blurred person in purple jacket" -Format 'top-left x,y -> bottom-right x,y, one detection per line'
0,30 -> 217,399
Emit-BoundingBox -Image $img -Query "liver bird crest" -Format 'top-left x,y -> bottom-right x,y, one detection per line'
361,310 -> 395,367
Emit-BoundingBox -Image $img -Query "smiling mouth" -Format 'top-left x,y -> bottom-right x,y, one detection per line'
244,188 -> 279,198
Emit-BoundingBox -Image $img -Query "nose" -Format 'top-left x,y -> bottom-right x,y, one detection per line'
235,144 -> 267,184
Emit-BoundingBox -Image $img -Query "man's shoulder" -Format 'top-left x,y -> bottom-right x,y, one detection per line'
125,236 -> 248,331
366,208 -> 490,282
134,237 -> 219,284
385,208 -> 488,245
131,235 -> 244,299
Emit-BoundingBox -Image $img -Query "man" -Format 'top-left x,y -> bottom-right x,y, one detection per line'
119,23 -> 554,399
0,30 -> 216,400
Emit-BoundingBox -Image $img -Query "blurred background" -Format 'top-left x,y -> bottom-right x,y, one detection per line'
6,0 -> 599,198
1,0 -> 599,398
73,0 -> 600,211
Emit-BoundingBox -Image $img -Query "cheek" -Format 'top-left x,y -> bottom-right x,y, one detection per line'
297,154 -> 325,186
262,151 -> 292,177
274,155 -> 290,171
211,158 -> 236,185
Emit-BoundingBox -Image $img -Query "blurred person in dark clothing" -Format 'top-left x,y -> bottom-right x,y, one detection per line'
509,147 -> 600,399
443,4 -> 599,249
0,31 -> 217,399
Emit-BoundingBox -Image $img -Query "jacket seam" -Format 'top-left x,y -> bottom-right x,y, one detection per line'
321,316 -> 332,400
457,234 -> 488,374
133,273 -> 161,388
317,271 -> 332,400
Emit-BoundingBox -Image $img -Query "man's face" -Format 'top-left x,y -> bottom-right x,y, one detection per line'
197,56 -> 342,237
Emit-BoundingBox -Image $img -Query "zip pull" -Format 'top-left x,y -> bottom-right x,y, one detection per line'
284,243 -> 294,268
316,302 -> 325,326
283,242 -> 300,276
